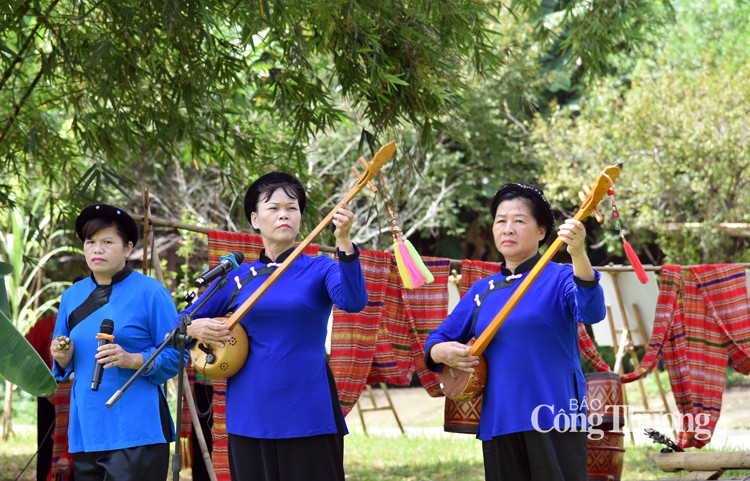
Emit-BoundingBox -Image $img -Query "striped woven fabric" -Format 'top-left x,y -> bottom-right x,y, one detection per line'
401,257 -> 452,396
207,229 -> 319,267
621,265 -> 684,384
180,365 -> 195,469
210,378 -> 230,481
330,250 -> 392,415
366,257 -> 452,392
674,264 -> 750,448
622,265 -> 750,448
691,264 -> 750,374
49,381 -> 73,481
459,260 -> 501,295
366,263 -> 413,386
578,324 -> 611,372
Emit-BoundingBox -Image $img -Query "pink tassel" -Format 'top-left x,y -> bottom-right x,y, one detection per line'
396,237 -> 427,288
622,235 -> 648,284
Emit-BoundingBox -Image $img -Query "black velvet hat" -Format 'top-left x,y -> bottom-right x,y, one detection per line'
490,182 -> 555,245
75,204 -> 139,245
243,172 -> 307,222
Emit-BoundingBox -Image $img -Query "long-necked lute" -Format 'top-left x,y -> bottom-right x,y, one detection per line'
191,141 -> 397,379
438,164 -> 621,401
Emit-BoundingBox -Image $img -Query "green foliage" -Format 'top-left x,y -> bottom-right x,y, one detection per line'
0,285 -> 57,397
1,0 -> 676,251
0,190 -> 76,334
529,0 -> 750,264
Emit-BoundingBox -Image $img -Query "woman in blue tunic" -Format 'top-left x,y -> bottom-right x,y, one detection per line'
425,183 -> 606,481
181,172 -> 367,481
50,204 -> 184,481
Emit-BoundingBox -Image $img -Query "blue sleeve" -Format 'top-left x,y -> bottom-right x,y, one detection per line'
51,291 -> 73,381
424,282 -> 481,372
140,284 -> 186,385
562,267 -> 606,325
325,245 -> 367,313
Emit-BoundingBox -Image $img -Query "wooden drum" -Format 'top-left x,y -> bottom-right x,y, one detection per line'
585,372 -> 625,430
587,431 -> 625,481
443,394 -> 482,434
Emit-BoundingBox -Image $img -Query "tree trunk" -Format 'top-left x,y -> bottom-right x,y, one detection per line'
2,380 -> 13,440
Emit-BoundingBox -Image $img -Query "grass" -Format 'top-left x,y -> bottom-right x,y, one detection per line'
2,429 -> 749,481
345,434 -> 484,481
3,421 -> 746,481
2,376 -> 749,481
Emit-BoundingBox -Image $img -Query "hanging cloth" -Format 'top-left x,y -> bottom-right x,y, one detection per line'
330,250 -> 391,415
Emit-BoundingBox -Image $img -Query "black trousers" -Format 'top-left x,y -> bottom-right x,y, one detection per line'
36,397 -> 55,481
482,430 -> 588,481
72,444 -> 169,481
228,433 -> 344,481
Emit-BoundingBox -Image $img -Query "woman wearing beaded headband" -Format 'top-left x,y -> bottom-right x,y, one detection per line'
426,183 -> 606,481
50,203 -> 185,481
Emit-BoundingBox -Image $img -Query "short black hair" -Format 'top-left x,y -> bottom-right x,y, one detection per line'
244,172 -> 307,223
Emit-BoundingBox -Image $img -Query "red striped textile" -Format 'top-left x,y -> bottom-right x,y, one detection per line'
366,262 -> 412,386
459,260 -> 501,295
207,229 -> 319,267
210,378 -> 231,481
401,257 -> 452,396
48,381 -> 73,481
691,264 -> 750,375
621,265 -> 750,448
330,250 -> 392,415
180,365 -> 195,469
578,324 -> 612,372
674,265 -> 750,448
621,265 -> 683,384
366,257 -> 452,394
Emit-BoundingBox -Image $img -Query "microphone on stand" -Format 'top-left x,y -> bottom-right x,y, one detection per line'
91,319 -> 115,391
194,251 -> 244,287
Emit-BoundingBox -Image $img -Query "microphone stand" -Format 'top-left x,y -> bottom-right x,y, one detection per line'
106,274 -> 230,481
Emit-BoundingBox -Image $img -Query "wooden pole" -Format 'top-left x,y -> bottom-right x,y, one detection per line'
142,185 -> 151,276
653,451 -> 750,472
181,371 -> 218,481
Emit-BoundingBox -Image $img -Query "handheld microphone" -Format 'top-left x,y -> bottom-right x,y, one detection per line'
195,251 -> 244,287
91,319 -> 115,391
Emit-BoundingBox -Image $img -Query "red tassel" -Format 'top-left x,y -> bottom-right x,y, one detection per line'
622,235 -> 648,284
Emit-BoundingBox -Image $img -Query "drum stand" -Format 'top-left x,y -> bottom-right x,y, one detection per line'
607,271 -> 676,443
355,383 -> 405,435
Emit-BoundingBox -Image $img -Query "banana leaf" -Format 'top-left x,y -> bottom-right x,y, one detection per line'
0,261 -> 57,396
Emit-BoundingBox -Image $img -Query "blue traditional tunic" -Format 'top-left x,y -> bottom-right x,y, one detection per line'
52,266 -> 184,452
180,247 -> 367,439
426,254 -> 606,441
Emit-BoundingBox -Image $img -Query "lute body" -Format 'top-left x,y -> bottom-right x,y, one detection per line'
190,321 -> 249,379
437,354 -> 488,402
